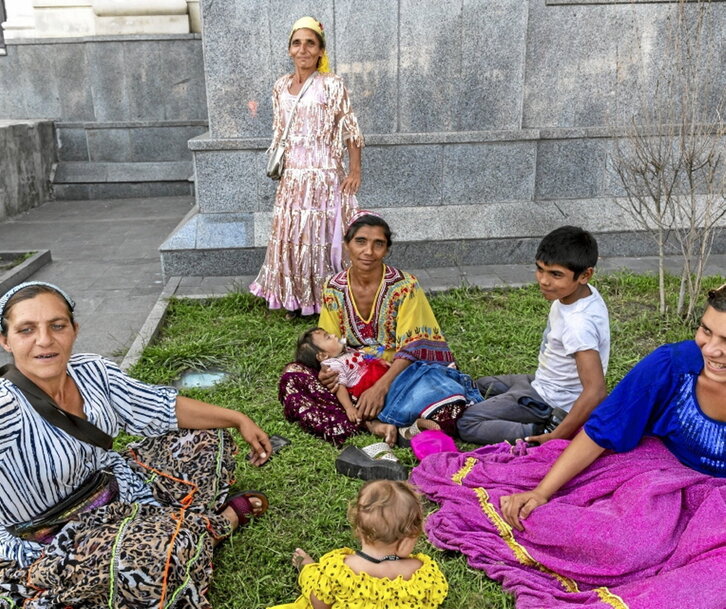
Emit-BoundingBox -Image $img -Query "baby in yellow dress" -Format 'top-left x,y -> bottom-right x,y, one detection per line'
269,480 -> 448,609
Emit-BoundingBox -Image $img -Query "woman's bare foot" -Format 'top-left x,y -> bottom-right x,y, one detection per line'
221,496 -> 266,529
292,548 -> 314,570
365,419 -> 397,446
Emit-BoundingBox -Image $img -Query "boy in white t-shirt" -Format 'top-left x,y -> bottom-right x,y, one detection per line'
457,226 -> 610,445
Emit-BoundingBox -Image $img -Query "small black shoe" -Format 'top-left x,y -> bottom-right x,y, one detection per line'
335,445 -> 408,481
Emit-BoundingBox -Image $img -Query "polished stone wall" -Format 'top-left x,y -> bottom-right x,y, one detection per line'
0,120 -> 56,220
160,0 -> 726,276
0,34 -> 207,197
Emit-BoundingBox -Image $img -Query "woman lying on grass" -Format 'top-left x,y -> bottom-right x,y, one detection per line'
412,284 -> 726,609
0,282 -> 271,608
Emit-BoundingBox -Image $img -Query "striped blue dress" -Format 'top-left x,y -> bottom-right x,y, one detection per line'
0,353 -> 178,566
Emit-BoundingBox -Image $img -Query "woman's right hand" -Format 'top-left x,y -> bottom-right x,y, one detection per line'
318,365 -> 339,393
355,381 -> 389,420
499,490 -> 549,531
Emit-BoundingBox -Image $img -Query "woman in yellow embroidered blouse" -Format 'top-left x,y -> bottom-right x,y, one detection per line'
279,211 -> 458,445
321,213 -> 453,398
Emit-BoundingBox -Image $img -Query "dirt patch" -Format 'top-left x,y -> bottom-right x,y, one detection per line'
0,252 -> 36,273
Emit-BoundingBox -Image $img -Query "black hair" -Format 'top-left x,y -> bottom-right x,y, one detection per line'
707,283 -> 726,313
295,327 -> 325,370
535,225 -> 598,279
1,285 -> 75,335
344,214 -> 393,248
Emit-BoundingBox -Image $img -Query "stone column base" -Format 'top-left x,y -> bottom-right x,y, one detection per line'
94,0 -> 189,35
94,15 -> 189,35
32,0 -> 95,37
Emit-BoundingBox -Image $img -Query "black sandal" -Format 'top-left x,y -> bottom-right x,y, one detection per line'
335,443 -> 408,481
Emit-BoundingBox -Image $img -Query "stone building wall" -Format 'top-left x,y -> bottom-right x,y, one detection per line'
161,0 -> 726,276
0,120 -> 56,220
0,34 -> 207,198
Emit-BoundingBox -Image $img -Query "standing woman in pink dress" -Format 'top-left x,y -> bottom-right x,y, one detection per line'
250,16 -> 364,320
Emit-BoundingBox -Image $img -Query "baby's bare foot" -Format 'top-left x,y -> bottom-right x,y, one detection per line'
292,548 -> 314,570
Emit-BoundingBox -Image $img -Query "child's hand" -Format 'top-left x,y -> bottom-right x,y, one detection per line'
344,404 -> 362,424
292,548 -> 315,570
525,432 -> 554,446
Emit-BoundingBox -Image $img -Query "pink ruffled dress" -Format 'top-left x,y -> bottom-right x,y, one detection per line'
250,72 -> 364,315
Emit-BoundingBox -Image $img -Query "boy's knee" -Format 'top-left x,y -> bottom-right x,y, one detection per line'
475,377 -> 508,397
457,405 -> 487,442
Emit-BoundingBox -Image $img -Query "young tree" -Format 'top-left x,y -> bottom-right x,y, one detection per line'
611,0 -> 726,320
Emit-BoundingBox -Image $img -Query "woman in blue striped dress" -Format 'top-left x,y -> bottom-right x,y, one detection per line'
0,282 -> 272,609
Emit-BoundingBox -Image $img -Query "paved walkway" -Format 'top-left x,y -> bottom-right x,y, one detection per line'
2,196 -> 724,365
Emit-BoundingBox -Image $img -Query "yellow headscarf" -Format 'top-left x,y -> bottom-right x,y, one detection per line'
289,16 -> 330,73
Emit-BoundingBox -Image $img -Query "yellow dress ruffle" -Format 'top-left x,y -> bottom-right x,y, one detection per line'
268,548 -> 448,609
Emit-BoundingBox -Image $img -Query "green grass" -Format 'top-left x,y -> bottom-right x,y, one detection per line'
128,272 -> 722,608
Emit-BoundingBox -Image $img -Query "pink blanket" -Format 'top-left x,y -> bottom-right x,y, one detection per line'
411,437 -> 726,609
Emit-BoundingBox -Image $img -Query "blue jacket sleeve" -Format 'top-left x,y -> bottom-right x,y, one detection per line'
584,344 -> 679,452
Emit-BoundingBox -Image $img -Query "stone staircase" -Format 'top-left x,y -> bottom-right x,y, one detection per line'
53,160 -> 194,200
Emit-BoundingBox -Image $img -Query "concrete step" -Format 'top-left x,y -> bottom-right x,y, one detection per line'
53,161 -> 194,200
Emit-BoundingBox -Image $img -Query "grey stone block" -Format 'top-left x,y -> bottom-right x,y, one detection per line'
458,0 -> 527,131
361,145 -> 443,208
88,182 -> 193,199
194,150 -> 259,212
55,182 -> 192,200
398,0 -> 459,132
0,121 -> 56,219
12,46 -> 62,119
334,0 -> 398,134
51,43 -> 95,121
84,38 -> 207,123
155,39 -> 208,121
130,125 -> 207,161
535,139 -> 608,200
57,128 -> 90,162
105,162 -> 192,182
87,129 -> 133,162
86,42 -> 132,122
52,184 -> 92,200
444,141 -> 536,205
161,247 -> 265,279
196,213 -> 255,248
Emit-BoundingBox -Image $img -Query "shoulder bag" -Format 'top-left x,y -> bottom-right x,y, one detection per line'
0,364 -> 118,542
266,72 -> 317,180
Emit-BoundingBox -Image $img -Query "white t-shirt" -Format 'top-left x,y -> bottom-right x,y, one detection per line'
531,285 -> 610,411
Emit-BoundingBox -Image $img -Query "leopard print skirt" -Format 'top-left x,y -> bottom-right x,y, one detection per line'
0,429 -> 238,609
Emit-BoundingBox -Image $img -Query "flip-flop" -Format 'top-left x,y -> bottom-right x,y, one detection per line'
335,442 -> 408,481
220,490 -> 269,526
396,421 -> 421,448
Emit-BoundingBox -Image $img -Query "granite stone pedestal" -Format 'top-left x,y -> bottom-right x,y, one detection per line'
161,0 -> 726,277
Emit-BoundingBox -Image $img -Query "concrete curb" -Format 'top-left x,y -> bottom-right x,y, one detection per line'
0,250 -> 52,295
120,275 -> 181,371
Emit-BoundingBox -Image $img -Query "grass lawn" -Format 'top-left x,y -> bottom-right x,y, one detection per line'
128,272 -> 720,609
